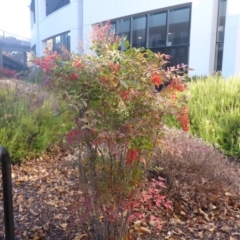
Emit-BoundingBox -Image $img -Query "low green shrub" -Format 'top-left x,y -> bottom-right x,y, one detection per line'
0,79 -> 73,163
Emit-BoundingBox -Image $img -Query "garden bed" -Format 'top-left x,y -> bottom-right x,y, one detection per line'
0,143 -> 239,240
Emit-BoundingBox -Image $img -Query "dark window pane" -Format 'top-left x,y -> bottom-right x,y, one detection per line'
68,32 -> 71,51
214,0 -> 227,71
217,0 -> 227,42
46,0 -> 70,16
132,15 -> 146,48
149,12 -> 167,48
46,31 -> 70,53
117,18 -> 130,50
31,45 -> 36,55
167,7 -> 190,46
111,22 -> 116,33
61,32 -> 70,51
165,46 -> 189,66
149,46 -> 189,66
30,0 -> 36,24
215,43 -> 223,71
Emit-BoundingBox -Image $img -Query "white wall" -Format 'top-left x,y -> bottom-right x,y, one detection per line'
31,0 -> 83,56
188,0 -> 218,76
222,0 -> 240,77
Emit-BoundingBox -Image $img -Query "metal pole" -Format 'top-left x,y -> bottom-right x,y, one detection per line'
0,147 -> 15,240
0,45 -> 3,69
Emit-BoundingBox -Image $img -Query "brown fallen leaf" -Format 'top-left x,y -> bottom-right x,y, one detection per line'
220,226 -> 232,233
122,232 -> 134,240
139,226 -> 151,235
180,210 -> 186,216
31,226 -> 42,231
30,208 -> 39,216
44,201 -> 55,206
172,229 -> 184,236
42,222 -> 49,231
73,234 -> 88,240
32,234 -> 42,240
225,192 -> 235,197
232,232 -> 240,236
134,220 -> 142,227
59,223 -> 68,228
188,227 -> 194,233
19,204 -> 23,212
149,220 -> 158,227
38,188 -> 45,194
208,203 -> 217,212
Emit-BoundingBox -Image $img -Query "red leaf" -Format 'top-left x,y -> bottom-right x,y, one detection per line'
142,193 -> 152,202
126,148 -> 140,165
164,200 -> 173,211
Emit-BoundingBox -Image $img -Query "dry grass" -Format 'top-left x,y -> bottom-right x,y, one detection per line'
152,127 -> 240,198
0,78 -> 59,111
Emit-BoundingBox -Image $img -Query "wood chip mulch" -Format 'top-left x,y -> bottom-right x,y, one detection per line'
0,147 -> 239,240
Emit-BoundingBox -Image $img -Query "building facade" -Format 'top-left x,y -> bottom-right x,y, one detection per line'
30,0 -> 240,76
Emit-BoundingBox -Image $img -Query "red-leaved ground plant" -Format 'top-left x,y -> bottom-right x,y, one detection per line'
0,67 -> 16,78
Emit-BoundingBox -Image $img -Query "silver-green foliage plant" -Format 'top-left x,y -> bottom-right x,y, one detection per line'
0,79 -> 73,162
187,75 -> 240,158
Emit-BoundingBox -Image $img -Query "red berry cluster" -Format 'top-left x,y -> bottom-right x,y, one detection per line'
120,90 -> 130,101
32,50 -> 60,73
177,106 -> 190,132
109,62 -> 121,75
68,72 -> 79,81
169,77 -> 185,92
73,59 -> 85,69
151,73 -> 162,87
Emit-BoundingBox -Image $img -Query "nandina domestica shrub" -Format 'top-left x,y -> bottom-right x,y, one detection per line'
33,21 -> 189,238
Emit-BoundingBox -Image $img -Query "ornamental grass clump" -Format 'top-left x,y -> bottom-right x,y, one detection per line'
187,76 -> 240,158
32,21 -> 189,238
